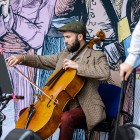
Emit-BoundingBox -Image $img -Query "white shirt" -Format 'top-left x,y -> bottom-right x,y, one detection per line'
125,20 -> 140,66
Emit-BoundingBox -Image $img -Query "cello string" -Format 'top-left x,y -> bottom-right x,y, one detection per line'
10,66 -> 58,105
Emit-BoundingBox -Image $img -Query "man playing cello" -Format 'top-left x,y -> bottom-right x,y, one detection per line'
6,21 -> 110,140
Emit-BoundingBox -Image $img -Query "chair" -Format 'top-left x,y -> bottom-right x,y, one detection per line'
88,83 -> 122,140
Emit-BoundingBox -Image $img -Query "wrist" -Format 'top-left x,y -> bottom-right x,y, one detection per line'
125,53 -> 139,67
18,55 -> 25,64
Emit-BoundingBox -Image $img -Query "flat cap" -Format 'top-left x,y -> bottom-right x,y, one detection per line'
58,21 -> 87,35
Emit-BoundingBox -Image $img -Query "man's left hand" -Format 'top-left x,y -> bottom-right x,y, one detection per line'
63,58 -> 78,70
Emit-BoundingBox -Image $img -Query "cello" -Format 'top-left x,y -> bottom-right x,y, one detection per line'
15,30 -> 106,140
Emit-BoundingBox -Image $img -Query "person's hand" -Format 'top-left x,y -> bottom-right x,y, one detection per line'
120,62 -> 134,81
0,0 -> 10,18
6,55 -> 24,67
63,58 -> 78,70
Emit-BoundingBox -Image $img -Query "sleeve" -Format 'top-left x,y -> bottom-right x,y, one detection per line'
77,51 -> 110,80
22,53 -> 60,70
125,20 -> 140,66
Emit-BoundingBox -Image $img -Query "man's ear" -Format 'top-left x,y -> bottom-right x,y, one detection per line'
78,34 -> 83,41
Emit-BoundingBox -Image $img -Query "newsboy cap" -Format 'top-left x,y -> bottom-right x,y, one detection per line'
58,21 -> 87,35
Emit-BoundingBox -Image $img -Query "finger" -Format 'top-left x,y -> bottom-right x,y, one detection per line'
124,72 -> 130,81
63,65 -> 67,70
64,65 -> 69,70
6,56 -> 14,61
8,59 -> 17,66
11,60 -> 18,66
63,58 -> 69,63
5,57 -> 12,64
63,63 -> 66,69
7,60 -> 14,66
6,56 -> 16,66
63,63 -> 69,70
5,57 -> 10,61
120,70 -> 125,81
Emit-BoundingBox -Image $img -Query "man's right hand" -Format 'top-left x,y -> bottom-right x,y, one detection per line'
6,55 -> 24,67
120,62 -> 134,81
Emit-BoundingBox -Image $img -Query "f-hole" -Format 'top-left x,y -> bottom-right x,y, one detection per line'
47,95 -> 54,108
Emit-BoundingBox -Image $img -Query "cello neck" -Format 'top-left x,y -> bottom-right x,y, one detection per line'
46,68 -> 65,86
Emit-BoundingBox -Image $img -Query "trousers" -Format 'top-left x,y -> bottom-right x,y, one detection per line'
59,107 -> 87,140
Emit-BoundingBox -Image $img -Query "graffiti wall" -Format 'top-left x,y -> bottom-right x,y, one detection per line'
0,0 -> 139,139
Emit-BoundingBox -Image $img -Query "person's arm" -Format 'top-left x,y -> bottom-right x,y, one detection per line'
6,53 -> 60,70
22,54 -> 59,69
120,20 -> 140,81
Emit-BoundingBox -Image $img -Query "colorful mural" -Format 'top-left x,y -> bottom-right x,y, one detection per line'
0,0 -> 139,139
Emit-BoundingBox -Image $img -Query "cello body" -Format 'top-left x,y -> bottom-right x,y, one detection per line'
15,69 -> 84,139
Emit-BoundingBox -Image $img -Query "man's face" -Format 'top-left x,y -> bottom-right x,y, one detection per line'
63,31 -> 80,52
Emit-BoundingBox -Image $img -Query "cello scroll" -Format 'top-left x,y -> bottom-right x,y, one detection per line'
86,30 -> 106,49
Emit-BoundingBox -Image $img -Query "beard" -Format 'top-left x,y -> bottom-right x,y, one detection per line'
66,38 -> 80,53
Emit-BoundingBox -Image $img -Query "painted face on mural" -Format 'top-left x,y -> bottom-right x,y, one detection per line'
63,32 -> 80,52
